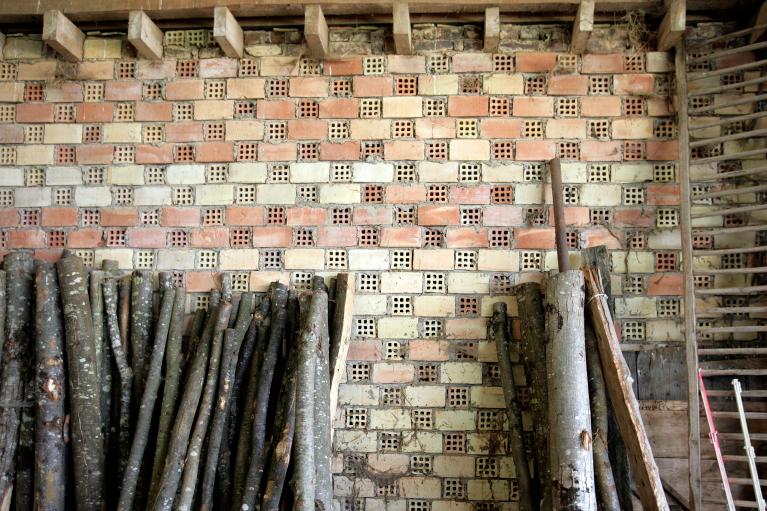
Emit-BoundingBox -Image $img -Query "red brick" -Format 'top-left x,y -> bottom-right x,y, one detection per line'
0,209 -> 17,228
258,142 -> 296,161
385,185 -> 426,204
286,207 -> 326,226
196,142 -> 235,163
323,57 -> 363,75
104,80 -> 142,101
7,230 -> 46,249
483,206 -> 523,226
384,141 -> 423,161
647,141 -> 678,161
0,125 -> 24,144
381,227 -> 421,247
580,141 -> 622,161
547,75 -> 589,95
347,340 -> 381,361
449,185 -> 491,204
128,228 -> 166,248
45,82 -> 82,102
416,118 -> 456,139
135,102 -> 173,122
319,98 -> 359,119
513,97 -> 553,117
615,208 -> 656,227
648,97 -> 673,117
353,76 -> 393,97
67,229 -> 103,248
289,77 -> 329,97
252,226 -> 292,247
191,227 -> 230,247
165,80 -> 205,100
582,53 -> 623,73
101,208 -> 138,227
316,226 -> 357,247
225,207 -> 262,226
515,140 -> 556,161
451,53 -> 493,73
34,250 -> 64,262
582,227 -> 622,249
162,207 -> 201,227
77,144 -> 114,164
76,103 -> 113,123
287,119 -> 327,140
561,207 -> 591,227
448,96 -> 489,117
199,58 -> 238,78
320,142 -> 360,161
17,61 -> 57,81
166,122 -> 204,142
515,52 -> 557,72
417,205 -> 460,226
614,74 -> 655,95
408,340 -> 449,361
480,119 -> 521,139
515,227 -> 556,248
186,272 -> 217,292
16,103 -> 54,123
41,207 -> 77,227
445,228 -> 488,248
256,100 -> 295,119
717,52 -> 754,70
135,144 -> 174,164
353,206 -> 393,225
647,273 -> 683,296
646,184 -> 680,205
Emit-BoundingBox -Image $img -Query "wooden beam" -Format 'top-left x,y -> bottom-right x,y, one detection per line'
392,2 -> 412,55
128,10 -> 163,60
571,0 -> 594,53
42,10 -> 84,62
328,273 -> 354,443
657,0 -> 685,51
0,32 -> 5,60
483,6 -> 500,52
304,4 -> 329,58
213,6 -> 243,58
751,1 -> 767,43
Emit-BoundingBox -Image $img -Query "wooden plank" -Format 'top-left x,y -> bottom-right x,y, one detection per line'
636,347 -> 687,401
584,266 -> 671,511
328,272 -> 354,443
751,2 -> 767,43
213,6 -> 243,58
0,32 -> 5,60
304,4 -> 328,58
392,2 -> 412,55
42,10 -> 85,62
128,10 -> 163,60
483,6 -> 500,52
658,0 -> 685,51
571,0 -> 594,53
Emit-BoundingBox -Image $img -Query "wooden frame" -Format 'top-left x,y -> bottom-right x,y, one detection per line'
42,10 -> 85,61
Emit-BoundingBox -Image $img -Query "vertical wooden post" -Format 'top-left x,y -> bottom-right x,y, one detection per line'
392,2 -> 413,55
213,6 -> 244,58
483,7 -> 500,52
571,0 -> 594,53
42,10 -> 85,62
549,158 -> 569,272
751,1 -> 767,43
305,5 -> 329,58
128,10 -> 164,60
0,33 -> 5,60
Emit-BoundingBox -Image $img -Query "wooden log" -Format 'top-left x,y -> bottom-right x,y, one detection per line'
128,10 -> 163,59
549,157 -> 569,272
15,262 -> 36,511
33,261 -> 67,511
514,282 -> 550,510
118,275 -> 131,354
305,4 -> 328,58
57,254 -> 105,511
0,270 -> 5,366
329,273 -> 354,441
42,9 -> 84,61
492,302 -> 535,511
571,0 -> 594,52
392,2 -> 413,54
130,271 -> 154,408
213,6 -> 244,57
483,7 -> 500,51
658,0 -> 685,51
311,289 -> 332,511
584,267 -> 670,511
90,270 -> 111,451
545,270 -> 595,510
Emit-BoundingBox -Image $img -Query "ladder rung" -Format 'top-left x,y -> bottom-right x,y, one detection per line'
686,24 -> 767,51
692,165 -> 767,182
705,390 -> 767,397
693,225 -> 767,236
699,306 -> 767,314
688,59 -> 767,82
693,147 -> 767,165
699,348 -> 767,356
718,433 -> 767,442
691,203 -> 767,219
689,75 -> 767,97
694,246 -> 767,257
687,40 -> 767,64
699,325 -> 767,334
703,369 -> 767,376
703,498 -> 762,508
712,411 -> 767,419
689,92 -> 767,115
689,111 -> 767,132
695,266 -> 767,276
695,184 -> 767,200
689,127 -> 767,148
695,285 -> 767,296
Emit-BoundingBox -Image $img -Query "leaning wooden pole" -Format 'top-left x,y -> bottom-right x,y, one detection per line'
545,270 -> 595,510
130,270 -> 154,407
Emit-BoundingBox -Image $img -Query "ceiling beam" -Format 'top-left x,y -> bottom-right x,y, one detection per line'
42,10 -> 84,61
393,2 -> 413,54
483,6 -> 500,52
571,0 -> 594,53
305,5 -> 328,58
750,1 -> 767,43
128,10 -> 163,60
213,6 -> 244,58
657,0 -> 685,51
0,32 -> 5,60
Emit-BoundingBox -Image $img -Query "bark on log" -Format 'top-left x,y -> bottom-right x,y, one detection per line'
33,261 -> 67,511
312,289 -> 333,511
0,270 -> 6,366
57,255 -> 105,511
492,302 -> 535,511
118,275 -> 131,355
118,286 -> 176,511
545,270 -> 595,510
514,281 -> 550,511
130,271 -> 154,407
90,270 -> 107,440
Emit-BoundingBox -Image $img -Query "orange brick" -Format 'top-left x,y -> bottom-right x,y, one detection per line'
135,144 -> 173,164
319,98 -> 359,118
416,118 -> 456,139
514,227 -> 556,249
513,97 -> 553,117
0,209 -> 17,228
385,185 -> 426,204
128,228 -> 166,248
480,119 -> 521,139
580,96 -> 622,117
8,230 -> 46,249
581,53 -> 623,73
515,52 -> 557,72
323,57 -> 363,75
647,184 -> 680,205
384,140 -> 423,160
647,141 -> 678,161
445,228 -> 488,248
347,341 -> 381,361
166,122 -> 204,142
547,75 -> 589,95
256,100 -> 295,119
515,140 -> 556,161
196,142 -> 235,163
41,208 -> 77,227
408,340 -> 449,361
76,103 -> 112,123
381,227 -> 421,247
316,226 -> 358,247
647,273 -> 683,296
448,96 -> 489,117
68,229 -> 102,248
580,141 -> 622,161
289,77 -> 329,97
161,207 -> 200,227
258,142 -> 296,161
287,119 -> 327,140
17,103 -> 54,123
286,207 -> 326,225
450,186 -> 491,204
77,144 -> 115,164
417,205 -> 460,226
353,76 -> 393,97
561,207 -> 591,227
191,227 -> 230,247
320,142 -> 360,161
186,271 -> 217,292
615,208 -> 656,227
582,227 -> 622,249
101,208 -> 138,227
614,74 -> 655,95
165,80 -> 205,100
226,206 -> 264,225
104,80 -> 142,101
253,226 -> 292,247
45,82 -> 82,102
353,207 -> 393,225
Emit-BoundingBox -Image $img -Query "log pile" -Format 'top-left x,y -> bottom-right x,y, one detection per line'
0,251 -> 346,511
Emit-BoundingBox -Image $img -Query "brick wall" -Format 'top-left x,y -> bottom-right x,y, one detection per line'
0,25 -> 681,509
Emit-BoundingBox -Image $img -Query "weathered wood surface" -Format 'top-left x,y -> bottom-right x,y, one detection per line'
329,272 -> 355,442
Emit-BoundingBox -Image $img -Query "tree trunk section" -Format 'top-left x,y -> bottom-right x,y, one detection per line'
311,289 -> 332,511
130,271 -> 154,409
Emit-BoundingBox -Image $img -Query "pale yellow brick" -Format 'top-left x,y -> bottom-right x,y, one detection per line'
353,162 -> 394,183
229,162 -> 267,183
108,165 -> 144,185
615,297 -> 657,318
483,73 -> 524,94
418,161 -> 458,182
480,296 -> 516,317
612,163 -> 653,183
414,249 -> 454,270
468,433 -> 507,455
284,249 -> 325,270
83,38 -> 122,59
219,249 -> 259,270
431,502 -> 472,511
3,37 -> 43,59
477,341 -> 498,363
612,118 -> 654,139
333,476 -> 375,497
449,139 -> 490,161
166,164 -> 206,185
481,162 -> 523,182
646,319 -> 684,342
470,386 -> 505,408
257,184 -> 296,204
367,453 -> 410,475
434,410 -> 475,430
447,273 -> 489,294
401,432 -> 442,453
348,248 -> 389,270
543,251 -> 582,272
446,318 -> 487,340
45,166 -> 82,186
380,272 -> 423,294
648,229 -> 681,249
440,362 -> 482,384
499,456 -> 518,478
433,455 -> 475,477
0,168 -> 24,187
414,295 -> 454,317
224,120 -> 264,141
350,119 -> 391,140
94,249 -> 133,270
560,162 -> 588,183
134,186 -> 172,206
398,477 -> 441,497
16,145 -> 53,165
611,251 -> 655,273
259,56 -> 299,76
369,409 -> 412,429
0,82 -> 23,102
478,250 -> 519,271
365,499 -> 407,511
513,183 -> 544,204
377,317 -> 419,339
646,51 -> 673,72
44,124 -> 83,144
579,183 -> 622,206
14,187 -> 50,207
156,249 -> 195,270
193,100 -> 234,120
319,184 -> 360,204
689,117 -> 720,139
338,384 -> 379,406
291,162 -> 329,183
354,294 -> 387,315
75,186 -> 112,207
249,271 -> 289,292
102,123 -> 142,143
383,97 -> 423,118
195,184 -> 233,205
403,386 -> 446,407
467,480 -> 509,501
418,74 -> 459,95
725,138 -> 766,156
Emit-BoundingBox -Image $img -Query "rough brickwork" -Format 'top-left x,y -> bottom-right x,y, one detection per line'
0,25 -> 681,510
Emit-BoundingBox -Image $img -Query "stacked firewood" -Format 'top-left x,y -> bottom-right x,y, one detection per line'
0,251 -> 338,511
